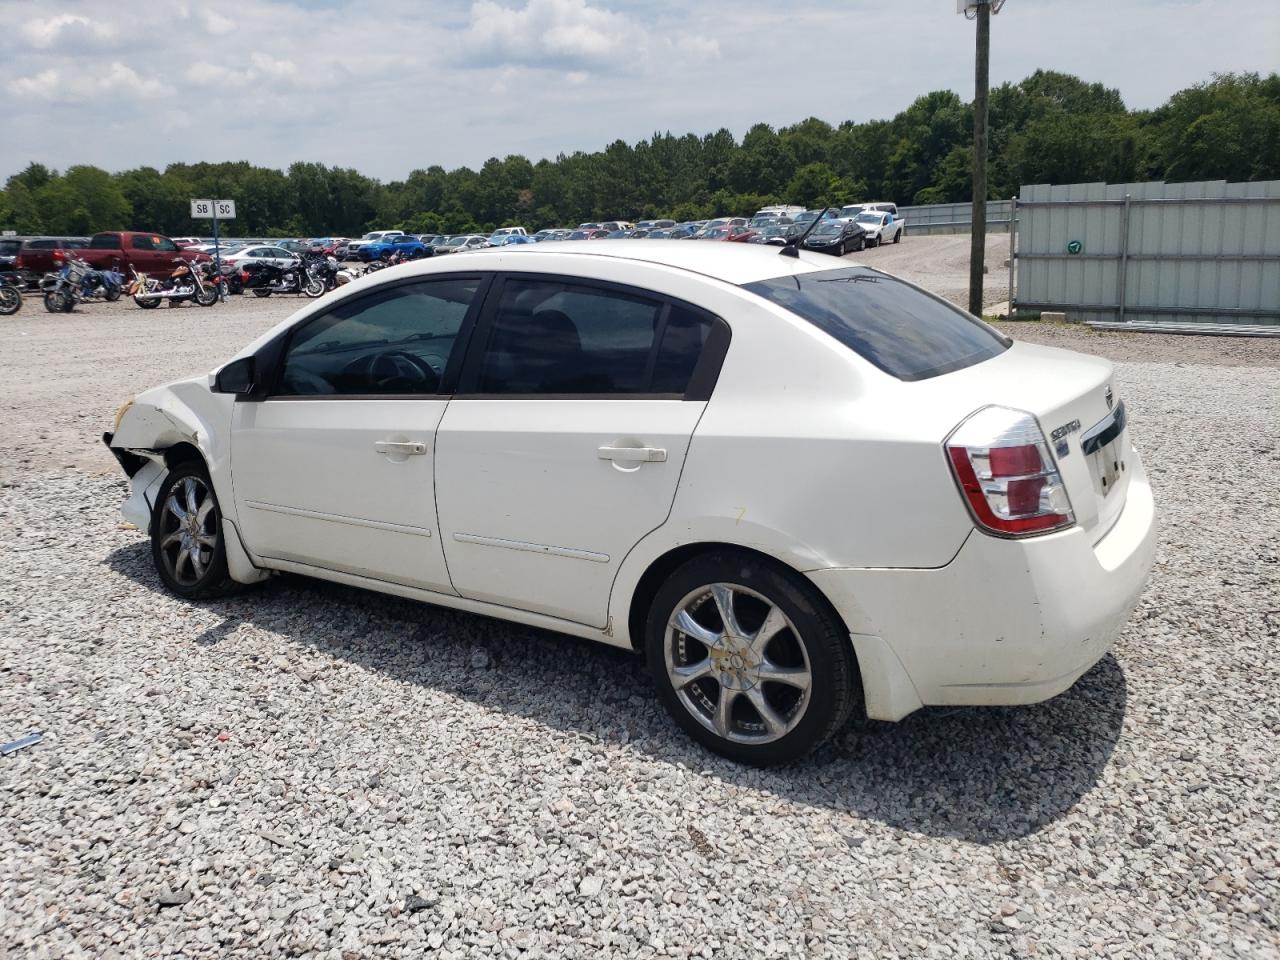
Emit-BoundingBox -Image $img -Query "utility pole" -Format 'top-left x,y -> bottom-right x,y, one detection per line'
968,0 -> 991,317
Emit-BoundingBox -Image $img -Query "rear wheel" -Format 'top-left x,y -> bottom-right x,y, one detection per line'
105,286 -> 122,301
135,294 -> 160,309
150,461 -> 237,600
252,288 -> 272,298
646,550 -> 860,765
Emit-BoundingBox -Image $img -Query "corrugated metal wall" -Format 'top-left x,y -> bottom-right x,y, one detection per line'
898,199 -> 1013,235
1014,179 -> 1280,327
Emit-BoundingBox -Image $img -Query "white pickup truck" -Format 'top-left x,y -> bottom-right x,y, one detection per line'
851,207 -> 905,247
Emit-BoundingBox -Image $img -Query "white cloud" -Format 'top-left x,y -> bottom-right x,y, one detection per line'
21,14 -> 116,50
201,11 -> 236,35
185,54 -> 297,88
462,0 -> 631,68
249,52 -> 297,79
10,62 -> 164,103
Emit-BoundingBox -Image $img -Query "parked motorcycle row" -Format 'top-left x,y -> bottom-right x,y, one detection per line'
0,250 -> 366,315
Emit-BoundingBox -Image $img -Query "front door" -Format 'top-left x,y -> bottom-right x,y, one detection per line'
435,274 -> 727,627
231,275 -> 485,592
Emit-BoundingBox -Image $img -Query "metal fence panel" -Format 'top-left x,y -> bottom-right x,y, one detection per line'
1013,179 -> 1280,327
898,199 -> 1012,234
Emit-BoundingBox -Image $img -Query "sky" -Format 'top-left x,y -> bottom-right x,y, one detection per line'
2,0 -> 1277,183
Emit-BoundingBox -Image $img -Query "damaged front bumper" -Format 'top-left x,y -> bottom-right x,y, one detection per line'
102,431 -> 165,532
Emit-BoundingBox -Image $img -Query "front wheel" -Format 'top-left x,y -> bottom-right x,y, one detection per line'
135,293 -> 160,309
303,278 -> 324,298
44,290 -> 68,313
150,461 -> 237,599
105,286 -> 122,302
836,242 -> 846,257
646,550 -> 861,766
893,228 -> 902,244
194,284 -> 218,306
0,286 -> 21,315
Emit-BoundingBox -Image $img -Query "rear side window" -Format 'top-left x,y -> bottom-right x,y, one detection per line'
468,278 -> 721,397
27,239 -> 55,249
743,266 -> 1009,381
89,235 -> 120,249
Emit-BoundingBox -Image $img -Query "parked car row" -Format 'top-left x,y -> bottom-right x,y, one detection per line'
0,202 -> 905,298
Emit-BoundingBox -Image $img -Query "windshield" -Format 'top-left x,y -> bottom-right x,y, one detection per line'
811,224 -> 842,237
743,266 -> 1010,382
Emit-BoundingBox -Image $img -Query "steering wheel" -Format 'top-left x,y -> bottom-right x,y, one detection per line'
340,350 -> 439,392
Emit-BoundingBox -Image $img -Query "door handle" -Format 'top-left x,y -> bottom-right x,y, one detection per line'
597,445 -> 667,463
375,441 -> 427,456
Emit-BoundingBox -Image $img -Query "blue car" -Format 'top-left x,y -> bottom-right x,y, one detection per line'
489,235 -> 535,247
359,235 -> 431,262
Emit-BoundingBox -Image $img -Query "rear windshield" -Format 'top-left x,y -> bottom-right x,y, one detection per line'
742,266 -> 1010,381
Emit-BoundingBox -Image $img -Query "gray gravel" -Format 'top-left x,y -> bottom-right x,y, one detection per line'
2,261 -> 1279,958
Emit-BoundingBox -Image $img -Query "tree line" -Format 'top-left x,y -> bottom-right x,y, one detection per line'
2,71 -> 1276,239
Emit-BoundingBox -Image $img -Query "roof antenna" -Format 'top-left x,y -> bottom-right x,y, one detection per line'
779,206 -> 830,258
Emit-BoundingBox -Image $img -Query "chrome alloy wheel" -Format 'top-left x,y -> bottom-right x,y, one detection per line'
157,475 -> 218,586
664,583 -> 812,745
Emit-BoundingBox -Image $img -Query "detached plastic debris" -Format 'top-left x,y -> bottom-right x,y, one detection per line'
1,732 -> 43,755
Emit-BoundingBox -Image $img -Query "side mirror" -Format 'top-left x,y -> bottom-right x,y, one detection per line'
213,356 -> 256,396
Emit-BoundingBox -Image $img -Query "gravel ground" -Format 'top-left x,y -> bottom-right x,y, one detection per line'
1,249 -> 1279,959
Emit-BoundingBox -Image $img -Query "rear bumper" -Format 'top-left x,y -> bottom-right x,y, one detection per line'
809,452 -> 1157,720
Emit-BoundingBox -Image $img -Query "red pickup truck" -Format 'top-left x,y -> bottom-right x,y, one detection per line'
81,231 -> 210,277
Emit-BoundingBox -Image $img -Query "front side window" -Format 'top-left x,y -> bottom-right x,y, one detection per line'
153,238 -> 178,252
470,278 -> 717,397
276,277 -> 480,396
130,235 -> 155,251
743,267 -> 1009,382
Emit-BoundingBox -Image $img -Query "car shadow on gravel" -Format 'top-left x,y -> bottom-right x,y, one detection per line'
106,543 -> 1127,844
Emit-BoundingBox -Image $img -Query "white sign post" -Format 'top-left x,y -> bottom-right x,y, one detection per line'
191,199 -> 237,300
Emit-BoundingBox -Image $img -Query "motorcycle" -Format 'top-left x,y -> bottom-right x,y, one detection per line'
40,257 -> 124,313
0,271 -> 23,315
241,258 -> 324,298
130,258 -> 219,309
303,252 -> 340,291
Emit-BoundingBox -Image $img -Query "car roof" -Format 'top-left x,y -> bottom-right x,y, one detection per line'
415,239 -> 844,286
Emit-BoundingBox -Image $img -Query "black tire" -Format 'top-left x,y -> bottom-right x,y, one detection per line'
645,550 -> 861,766
150,460 -> 237,600
105,286 -> 122,301
252,288 -> 272,298
0,286 -> 21,315
193,284 -> 217,307
836,242 -> 846,257
893,228 -> 902,244
135,295 -> 160,309
44,291 -> 67,313
303,278 -> 324,298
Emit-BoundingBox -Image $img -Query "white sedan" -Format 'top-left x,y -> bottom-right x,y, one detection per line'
105,241 -> 1156,765
220,244 -> 300,270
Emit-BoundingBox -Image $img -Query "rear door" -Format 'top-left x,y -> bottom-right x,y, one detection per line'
434,274 -> 730,627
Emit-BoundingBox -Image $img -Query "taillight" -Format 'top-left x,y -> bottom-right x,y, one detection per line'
946,406 -> 1074,537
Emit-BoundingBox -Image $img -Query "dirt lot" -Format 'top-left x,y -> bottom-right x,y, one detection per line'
2,241 -> 1278,958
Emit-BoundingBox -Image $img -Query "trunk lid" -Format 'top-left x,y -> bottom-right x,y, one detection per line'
907,340 -> 1132,542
